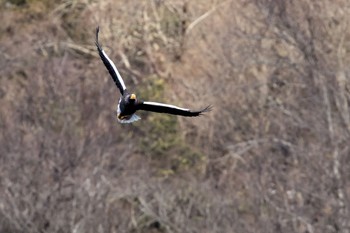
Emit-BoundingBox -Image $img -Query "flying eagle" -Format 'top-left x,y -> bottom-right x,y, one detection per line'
96,27 -> 211,123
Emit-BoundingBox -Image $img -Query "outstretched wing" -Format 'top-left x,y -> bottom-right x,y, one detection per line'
95,27 -> 126,95
137,101 -> 211,117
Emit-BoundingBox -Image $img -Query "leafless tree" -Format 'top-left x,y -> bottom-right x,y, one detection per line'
1,0 -> 350,232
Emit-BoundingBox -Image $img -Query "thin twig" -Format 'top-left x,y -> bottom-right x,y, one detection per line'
185,0 -> 231,35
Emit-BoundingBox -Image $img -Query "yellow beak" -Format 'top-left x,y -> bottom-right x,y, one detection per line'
130,94 -> 136,100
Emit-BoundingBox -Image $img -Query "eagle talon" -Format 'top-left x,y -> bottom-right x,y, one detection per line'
118,115 -> 127,120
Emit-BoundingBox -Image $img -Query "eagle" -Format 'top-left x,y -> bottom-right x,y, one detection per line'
96,27 -> 211,123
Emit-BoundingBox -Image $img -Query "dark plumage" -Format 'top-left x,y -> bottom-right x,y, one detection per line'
96,27 -> 211,123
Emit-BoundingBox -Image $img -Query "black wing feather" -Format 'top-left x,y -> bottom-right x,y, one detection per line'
95,27 -> 126,95
137,101 -> 211,117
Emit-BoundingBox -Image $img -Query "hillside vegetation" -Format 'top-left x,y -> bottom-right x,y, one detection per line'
1,0 -> 350,232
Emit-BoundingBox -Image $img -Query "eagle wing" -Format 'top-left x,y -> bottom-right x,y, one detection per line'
96,27 -> 127,95
137,101 -> 211,117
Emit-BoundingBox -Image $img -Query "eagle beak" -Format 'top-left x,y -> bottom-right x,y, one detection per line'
130,94 -> 136,100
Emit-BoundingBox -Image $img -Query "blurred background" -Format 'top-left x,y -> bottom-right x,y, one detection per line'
1,0 -> 350,232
